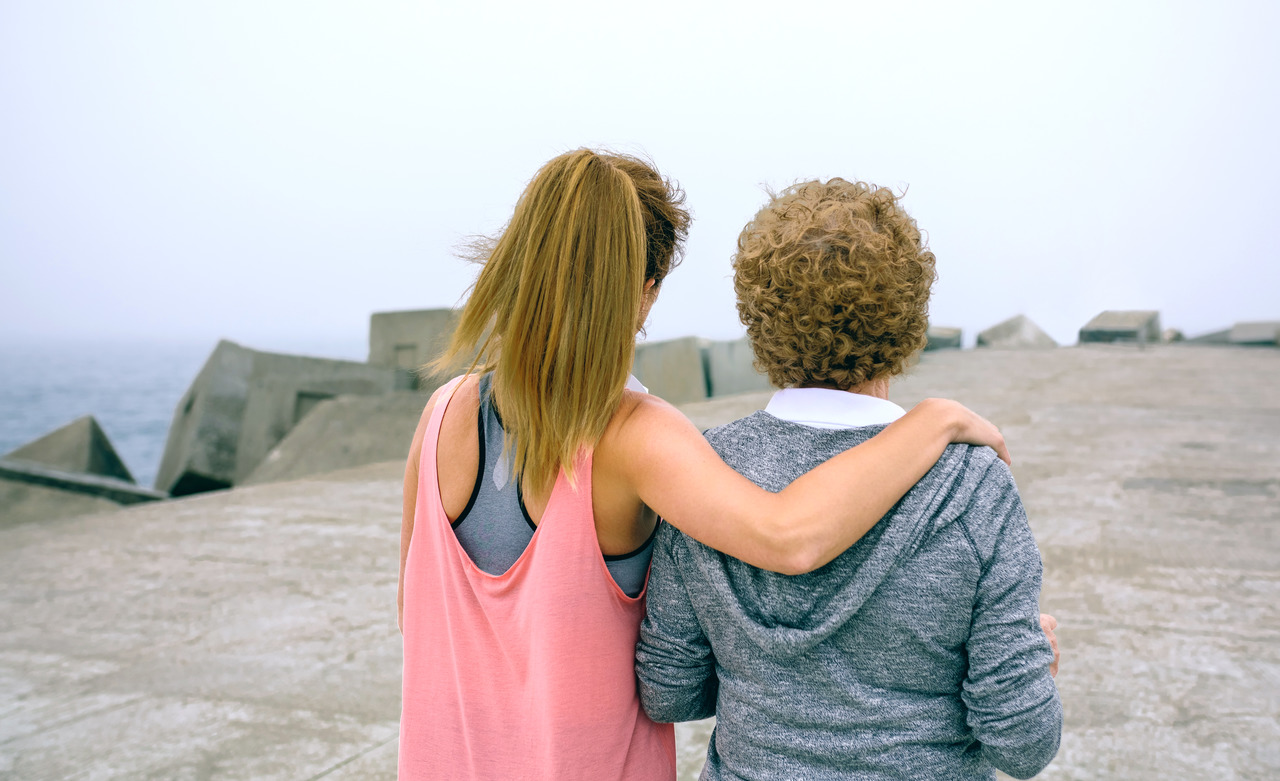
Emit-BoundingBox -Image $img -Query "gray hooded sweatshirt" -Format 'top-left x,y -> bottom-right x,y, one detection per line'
635,408 -> 1062,780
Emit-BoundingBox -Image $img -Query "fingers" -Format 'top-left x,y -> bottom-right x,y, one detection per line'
1040,613 -> 1060,678
929,399 -> 1013,466
991,434 -> 1012,467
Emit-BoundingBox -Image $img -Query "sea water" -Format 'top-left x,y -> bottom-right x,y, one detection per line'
0,338 -> 362,490
0,341 -> 210,489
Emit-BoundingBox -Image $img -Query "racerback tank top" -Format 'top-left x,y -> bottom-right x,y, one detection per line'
398,376 -> 676,779
451,372 -> 655,596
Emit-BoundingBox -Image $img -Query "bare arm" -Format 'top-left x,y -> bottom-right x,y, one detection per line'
609,395 -> 1008,575
398,386 -> 445,634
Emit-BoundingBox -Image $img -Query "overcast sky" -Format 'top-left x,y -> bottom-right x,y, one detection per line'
2,1 -> 1277,359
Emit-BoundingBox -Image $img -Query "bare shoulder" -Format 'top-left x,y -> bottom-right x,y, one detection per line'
602,389 -> 691,446
596,389 -> 707,481
408,376 -> 476,466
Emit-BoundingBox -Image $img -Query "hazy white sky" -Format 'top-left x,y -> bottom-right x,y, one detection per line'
2,1 -> 1277,358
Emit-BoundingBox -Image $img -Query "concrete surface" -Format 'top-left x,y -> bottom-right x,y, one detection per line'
1229,321 -> 1280,346
155,341 -> 400,496
3,415 -> 135,484
1079,310 -> 1162,344
703,338 -> 772,398
2,345 -> 1278,779
632,336 -> 709,405
0,476 -> 124,530
977,314 -> 1058,349
244,392 -> 435,486
925,326 -> 962,351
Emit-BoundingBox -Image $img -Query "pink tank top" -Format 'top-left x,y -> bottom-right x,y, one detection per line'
398,377 -> 675,780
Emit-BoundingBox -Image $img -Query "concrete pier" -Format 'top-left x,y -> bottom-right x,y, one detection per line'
1,345 -> 1277,779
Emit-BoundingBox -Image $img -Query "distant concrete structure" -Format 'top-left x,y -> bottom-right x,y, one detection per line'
1078,310 -> 1162,344
245,391 -> 436,486
632,336 -> 709,405
368,309 -> 460,388
1161,328 -> 1185,343
1228,321 -> 1280,346
924,327 -> 962,351
155,340 -> 400,496
1187,328 -> 1232,344
2,415 -> 135,483
703,338 -> 772,397
976,315 -> 1058,350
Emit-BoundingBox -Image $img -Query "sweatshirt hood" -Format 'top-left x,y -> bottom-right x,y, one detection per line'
695,411 -> 998,658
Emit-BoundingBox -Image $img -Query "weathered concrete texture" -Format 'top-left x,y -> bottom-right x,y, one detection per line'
154,340 -> 401,496
1229,320 -> 1280,346
0,462 -> 405,780
245,392 -> 435,486
368,308 -> 460,389
1078,310 -> 1162,344
2,346 -> 1278,780
703,338 -> 772,397
632,336 -> 709,405
0,476 -> 123,529
3,415 -> 134,484
925,326 -> 962,351
977,314 -> 1058,350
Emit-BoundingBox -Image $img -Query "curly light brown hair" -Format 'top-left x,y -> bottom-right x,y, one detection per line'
733,178 -> 936,390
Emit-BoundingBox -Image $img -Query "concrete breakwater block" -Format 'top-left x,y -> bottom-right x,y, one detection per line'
977,315 -> 1058,350
155,340 -> 401,496
1079,310 -> 1162,344
632,336 -> 709,405
1187,328 -> 1231,344
0,473 -> 123,527
0,460 -> 166,527
369,308 -> 461,388
704,338 -> 773,397
924,327 -> 962,351
2,415 -> 135,483
1228,321 -> 1280,346
245,391 -> 437,485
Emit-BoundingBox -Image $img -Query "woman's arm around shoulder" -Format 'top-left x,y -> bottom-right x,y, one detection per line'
596,391 -> 1009,576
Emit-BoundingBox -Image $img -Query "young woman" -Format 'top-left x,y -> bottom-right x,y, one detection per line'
397,150 -> 1010,780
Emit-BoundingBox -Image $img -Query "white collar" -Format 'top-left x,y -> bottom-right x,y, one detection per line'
764,387 -> 906,429
625,373 -> 648,393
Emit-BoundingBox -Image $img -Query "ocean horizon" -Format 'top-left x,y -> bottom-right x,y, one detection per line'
0,337 -> 367,490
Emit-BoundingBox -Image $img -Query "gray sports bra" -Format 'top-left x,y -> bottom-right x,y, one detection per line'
450,373 -> 656,597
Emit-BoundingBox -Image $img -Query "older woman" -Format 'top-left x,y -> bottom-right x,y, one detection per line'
636,178 -> 1063,780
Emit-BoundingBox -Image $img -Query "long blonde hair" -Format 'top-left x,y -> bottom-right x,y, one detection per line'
436,149 -> 659,493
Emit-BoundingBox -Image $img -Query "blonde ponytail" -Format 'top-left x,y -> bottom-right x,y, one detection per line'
435,149 -> 648,492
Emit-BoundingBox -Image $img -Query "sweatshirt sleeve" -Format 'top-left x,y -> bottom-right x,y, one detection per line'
960,460 -> 1063,779
634,522 -> 719,723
